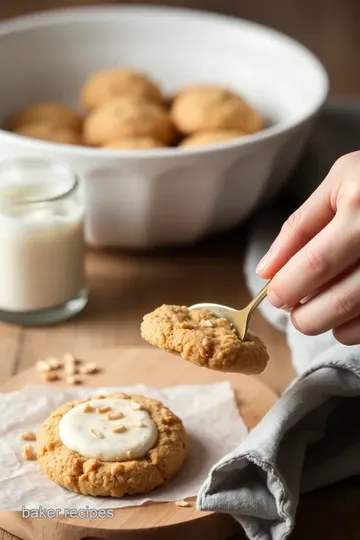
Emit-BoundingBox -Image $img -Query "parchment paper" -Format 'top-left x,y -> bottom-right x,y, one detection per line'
0,383 -> 248,510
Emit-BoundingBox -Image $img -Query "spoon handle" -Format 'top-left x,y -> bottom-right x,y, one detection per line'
246,281 -> 270,317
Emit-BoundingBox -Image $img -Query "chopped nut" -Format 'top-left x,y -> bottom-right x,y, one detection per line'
46,357 -> 62,370
83,459 -> 98,473
179,321 -> 194,330
83,403 -> 94,413
112,425 -> 127,434
79,362 -> 97,375
131,422 -> 146,428
36,360 -> 51,372
126,450 -> 132,459
42,372 -> 58,383
175,500 -> 190,508
130,401 -> 142,411
21,445 -> 36,461
38,446 -> 47,457
202,337 -> 210,347
110,463 -> 122,476
79,473 -> 89,482
64,363 -> 77,375
63,353 -> 77,364
66,376 -> 81,385
200,319 -> 213,328
107,411 -> 125,421
20,431 -> 36,441
90,429 -> 104,439
97,406 -> 111,414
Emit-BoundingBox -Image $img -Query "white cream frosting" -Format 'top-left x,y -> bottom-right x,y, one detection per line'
59,398 -> 158,461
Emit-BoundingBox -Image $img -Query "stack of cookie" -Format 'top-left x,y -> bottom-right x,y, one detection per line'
6,68 -> 263,150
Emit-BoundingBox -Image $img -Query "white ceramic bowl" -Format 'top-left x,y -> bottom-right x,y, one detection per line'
0,5 -> 328,248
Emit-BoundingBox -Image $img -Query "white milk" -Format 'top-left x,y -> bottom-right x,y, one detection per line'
0,176 -> 85,313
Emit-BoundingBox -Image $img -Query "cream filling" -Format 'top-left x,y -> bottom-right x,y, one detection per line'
59,398 -> 158,461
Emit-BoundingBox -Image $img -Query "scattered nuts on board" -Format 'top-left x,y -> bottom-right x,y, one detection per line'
42,372 -> 59,383
21,431 -> 37,441
21,445 -> 36,461
36,360 -> 51,372
175,500 -> 190,507
66,376 -> 81,385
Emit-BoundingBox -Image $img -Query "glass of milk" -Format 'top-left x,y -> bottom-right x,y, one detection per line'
0,158 -> 87,325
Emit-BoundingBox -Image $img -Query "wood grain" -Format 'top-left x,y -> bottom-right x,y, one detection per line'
0,236 -> 295,395
0,346 -> 277,540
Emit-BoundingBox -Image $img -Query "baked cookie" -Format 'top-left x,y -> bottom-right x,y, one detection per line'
171,85 -> 262,135
180,129 -> 246,148
81,68 -> 164,109
37,393 -> 187,497
14,123 -> 82,146
9,102 -> 82,132
141,304 -> 269,374
103,136 -> 166,150
83,96 -> 174,146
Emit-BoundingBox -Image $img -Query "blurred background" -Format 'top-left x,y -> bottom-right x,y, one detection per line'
1,0 -> 358,96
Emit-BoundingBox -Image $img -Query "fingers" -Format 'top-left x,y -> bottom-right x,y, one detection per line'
256,177 -> 335,279
290,264 -> 360,336
256,152 -> 360,280
265,211 -> 360,309
333,315 -> 360,346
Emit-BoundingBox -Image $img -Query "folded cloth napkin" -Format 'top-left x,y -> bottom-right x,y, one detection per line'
197,198 -> 360,540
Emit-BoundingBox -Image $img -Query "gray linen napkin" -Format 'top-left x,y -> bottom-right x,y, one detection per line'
197,205 -> 360,540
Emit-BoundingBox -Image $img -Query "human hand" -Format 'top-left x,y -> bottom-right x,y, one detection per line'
256,151 -> 360,345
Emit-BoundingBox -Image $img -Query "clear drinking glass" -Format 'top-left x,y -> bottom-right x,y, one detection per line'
0,158 -> 87,325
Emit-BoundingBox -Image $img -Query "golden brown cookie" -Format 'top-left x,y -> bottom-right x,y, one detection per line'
9,102 -> 82,132
179,129 -> 246,148
81,68 -> 164,109
83,96 -> 174,146
103,136 -> 166,150
141,304 -> 269,374
171,85 -> 262,135
36,392 -> 187,497
14,123 -> 82,145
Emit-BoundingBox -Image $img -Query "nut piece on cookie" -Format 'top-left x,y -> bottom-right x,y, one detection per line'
171,85 -> 262,135
9,102 -> 82,132
141,304 -> 269,374
81,68 -> 164,109
83,96 -> 174,146
180,129 -> 246,148
102,136 -> 166,150
14,123 -> 82,146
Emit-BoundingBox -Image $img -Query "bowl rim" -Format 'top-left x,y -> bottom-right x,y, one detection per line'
0,4 -> 329,160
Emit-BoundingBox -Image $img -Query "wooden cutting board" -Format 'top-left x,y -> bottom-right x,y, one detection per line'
0,346 -> 277,540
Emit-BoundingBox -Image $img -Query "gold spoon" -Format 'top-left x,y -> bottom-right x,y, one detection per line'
189,281 -> 270,341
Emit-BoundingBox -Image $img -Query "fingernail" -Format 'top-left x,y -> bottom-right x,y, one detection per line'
267,290 -> 285,309
256,252 -> 270,274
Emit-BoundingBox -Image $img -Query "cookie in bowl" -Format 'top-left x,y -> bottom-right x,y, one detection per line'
81,68 -> 164,109
141,304 -> 268,374
179,129 -> 246,148
8,102 -> 83,132
171,85 -> 262,135
103,136 -> 166,150
14,123 -> 82,145
83,96 -> 174,146
36,393 -> 187,497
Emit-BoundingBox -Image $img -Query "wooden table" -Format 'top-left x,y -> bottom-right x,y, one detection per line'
1,226 -> 360,540
0,227 -> 295,394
